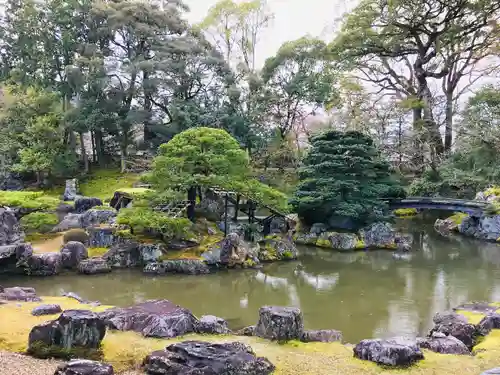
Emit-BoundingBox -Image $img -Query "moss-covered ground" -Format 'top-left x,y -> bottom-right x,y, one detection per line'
1,297 -> 500,374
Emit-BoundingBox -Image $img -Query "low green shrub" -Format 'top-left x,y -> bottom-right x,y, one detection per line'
116,207 -> 192,240
20,212 -> 58,233
0,191 -> 60,210
63,229 -> 89,244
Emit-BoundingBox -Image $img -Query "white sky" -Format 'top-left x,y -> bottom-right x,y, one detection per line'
183,0 -> 355,69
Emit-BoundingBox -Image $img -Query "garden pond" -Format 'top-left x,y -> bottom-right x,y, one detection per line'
2,215 -> 500,343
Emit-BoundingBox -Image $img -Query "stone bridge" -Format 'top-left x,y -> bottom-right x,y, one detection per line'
384,197 -> 490,217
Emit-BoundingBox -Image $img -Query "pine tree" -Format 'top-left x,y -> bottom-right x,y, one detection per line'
290,130 -> 405,229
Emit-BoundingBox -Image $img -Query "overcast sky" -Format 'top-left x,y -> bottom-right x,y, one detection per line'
183,0 -> 355,68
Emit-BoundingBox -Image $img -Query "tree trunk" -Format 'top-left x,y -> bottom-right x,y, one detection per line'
79,132 -> 89,173
91,130 -> 97,164
412,106 -> 424,173
95,129 -> 103,165
187,186 -> 196,222
143,70 -> 153,148
444,91 -> 453,151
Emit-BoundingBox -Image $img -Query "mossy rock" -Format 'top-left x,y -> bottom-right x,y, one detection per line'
0,191 -> 60,210
63,229 -> 89,244
20,212 -> 58,233
28,341 -> 103,360
448,213 -> 468,225
88,247 -> 109,258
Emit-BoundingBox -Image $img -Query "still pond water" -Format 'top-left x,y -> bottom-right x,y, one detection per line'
3,215 -> 500,343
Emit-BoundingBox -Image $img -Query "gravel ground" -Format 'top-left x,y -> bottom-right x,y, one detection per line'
0,352 -> 141,375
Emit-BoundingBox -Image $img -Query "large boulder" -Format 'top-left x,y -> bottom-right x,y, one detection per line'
254,306 -> 304,341
28,310 -> 106,356
54,359 -> 114,375
78,258 -> 111,275
20,252 -> 62,276
359,222 -> 397,249
143,341 -> 275,375
477,314 -> 500,336
430,311 -> 479,349
143,260 -> 212,275
60,241 -> 88,269
0,243 -> 33,274
63,179 -> 80,201
80,209 -> 116,228
195,315 -> 231,334
103,241 -> 141,268
259,236 -> 298,261
0,286 -> 41,302
0,207 -> 23,245
300,329 -> 342,343
52,213 -> 84,232
31,304 -> 63,316
353,337 -> 424,366
434,218 -> 459,236
417,332 -> 469,355
0,172 -> 23,191
458,214 -> 500,241
98,300 -> 199,338
75,197 -> 103,214
139,243 -> 167,264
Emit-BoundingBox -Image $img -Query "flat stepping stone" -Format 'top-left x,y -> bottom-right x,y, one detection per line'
454,302 -> 499,314
31,304 -> 62,316
54,359 -> 113,375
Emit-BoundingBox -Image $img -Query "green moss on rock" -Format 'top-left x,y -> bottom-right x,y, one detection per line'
315,238 -> 331,248
28,341 -> 103,360
63,229 -> 89,244
0,191 -> 60,210
393,208 -> 418,217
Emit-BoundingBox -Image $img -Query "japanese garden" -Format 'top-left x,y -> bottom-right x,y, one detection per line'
1,0 -> 500,374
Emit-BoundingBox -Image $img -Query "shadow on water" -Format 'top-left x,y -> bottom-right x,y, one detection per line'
3,216 -> 500,342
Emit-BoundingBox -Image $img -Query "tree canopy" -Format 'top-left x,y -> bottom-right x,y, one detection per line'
291,130 -> 405,228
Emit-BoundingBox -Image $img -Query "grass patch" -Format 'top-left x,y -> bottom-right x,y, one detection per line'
448,213 -> 468,225
0,191 -> 60,210
88,247 -> 109,257
80,169 -> 141,201
393,208 -> 418,217
1,297 -> 500,374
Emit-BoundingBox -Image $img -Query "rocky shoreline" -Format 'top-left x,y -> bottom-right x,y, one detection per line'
2,287 -> 500,374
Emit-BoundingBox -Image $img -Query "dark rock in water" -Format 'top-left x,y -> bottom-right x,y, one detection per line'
143,260 -> 212,275
434,218 -> 458,236
259,236 -> 298,261
0,243 -> 33,274
454,302 -> 500,315
88,227 -> 116,248
75,197 -> 103,214
78,258 -> 111,275
0,207 -> 24,245
430,312 -> 478,350
143,341 -> 275,375
395,233 -> 413,252
195,315 -> 230,334
28,310 -> 106,356
98,299 -> 199,338
301,329 -> 342,343
417,333 -> 470,355
103,241 -> 167,268
60,241 -> 88,269
31,304 -> 62,316
353,337 -> 424,366
102,241 -> 140,267
477,314 -> 500,336
52,213 -> 84,232
237,326 -> 255,336
254,306 -> 304,341
359,222 -> 397,249
481,369 -> 500,375
54,359 -> 114,375
80,209 -> 116,228
0,286 -> 41,302
63,179 -> 80,201
20,252 -> 62,276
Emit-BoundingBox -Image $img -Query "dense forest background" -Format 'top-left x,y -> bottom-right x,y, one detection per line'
0,0 -> 499,198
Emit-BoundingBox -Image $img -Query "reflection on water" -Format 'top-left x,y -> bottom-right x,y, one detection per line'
3,217 -> 500,343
